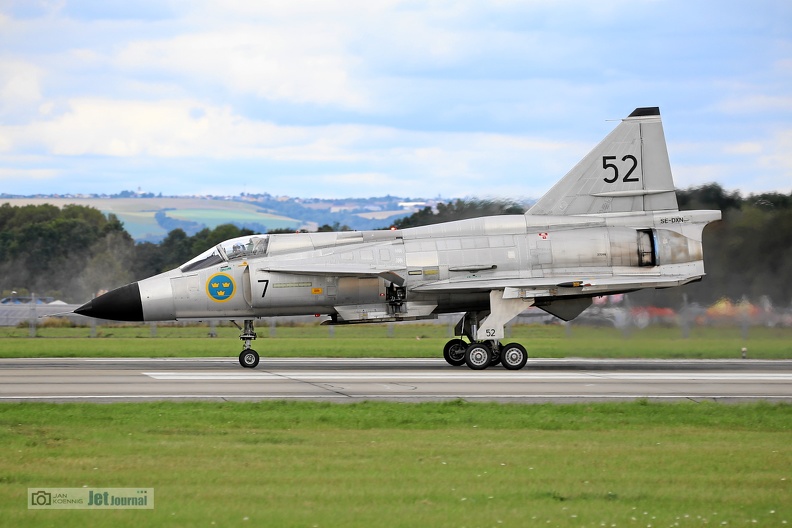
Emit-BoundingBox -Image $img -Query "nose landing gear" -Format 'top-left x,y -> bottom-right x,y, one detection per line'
237,319 -> 259,368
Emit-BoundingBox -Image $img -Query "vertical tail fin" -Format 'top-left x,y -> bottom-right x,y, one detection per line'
528,107 -> 678,216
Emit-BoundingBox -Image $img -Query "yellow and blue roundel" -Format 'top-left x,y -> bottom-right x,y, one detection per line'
206,273 -> 236,302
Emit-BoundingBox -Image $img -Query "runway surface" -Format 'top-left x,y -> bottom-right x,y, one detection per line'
2,357 -> 792,403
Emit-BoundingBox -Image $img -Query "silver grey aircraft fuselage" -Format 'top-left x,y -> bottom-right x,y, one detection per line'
75,107 -> 721,370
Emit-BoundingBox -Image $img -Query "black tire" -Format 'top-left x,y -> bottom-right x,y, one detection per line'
239,349 -> 260,368
465,342 -> 491,370
501,343 -> 527,370
489,342 -> 502,366
443,339 -> 468,366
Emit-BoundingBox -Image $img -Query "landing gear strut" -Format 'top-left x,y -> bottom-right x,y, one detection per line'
237,319 -> 259,368
444,307 -> 528,370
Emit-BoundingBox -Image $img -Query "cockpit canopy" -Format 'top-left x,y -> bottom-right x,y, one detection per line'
180,235 -> 270,273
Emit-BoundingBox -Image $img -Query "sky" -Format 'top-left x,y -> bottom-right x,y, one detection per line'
0,0 -> 790,201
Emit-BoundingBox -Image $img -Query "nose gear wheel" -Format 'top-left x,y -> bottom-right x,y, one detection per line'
239,349 -> 260,368
237,319 -> 259,368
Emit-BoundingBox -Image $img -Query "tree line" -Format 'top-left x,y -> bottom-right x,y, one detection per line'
0,203 -> 255,303
658,184 -> 792,308
1,185 -> 790,307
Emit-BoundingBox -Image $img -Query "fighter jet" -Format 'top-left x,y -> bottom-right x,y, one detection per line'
75,107 -> 721,370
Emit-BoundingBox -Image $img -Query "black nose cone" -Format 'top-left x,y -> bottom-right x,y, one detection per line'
74,282 -> 144,321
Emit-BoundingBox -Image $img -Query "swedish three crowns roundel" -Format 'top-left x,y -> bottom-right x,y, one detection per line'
206,273 -> 236,302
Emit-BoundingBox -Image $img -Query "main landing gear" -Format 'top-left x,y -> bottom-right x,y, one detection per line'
442,308 -> 529,370
237,319 -> 259,368
442,339 -> 528,370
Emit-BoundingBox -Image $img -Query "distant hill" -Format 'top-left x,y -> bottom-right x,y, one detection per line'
0,197 -> 298,241
0,195 -> 423,241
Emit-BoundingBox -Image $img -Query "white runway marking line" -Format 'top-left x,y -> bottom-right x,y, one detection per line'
2,394 -> 792,402
143,372 -> 282,380
143,372 -> 792,382
86,358 -> 440,364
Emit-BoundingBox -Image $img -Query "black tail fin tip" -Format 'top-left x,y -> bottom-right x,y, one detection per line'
628,107 -> 660,117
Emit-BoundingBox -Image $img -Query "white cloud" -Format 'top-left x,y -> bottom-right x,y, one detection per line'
758,129 -> 792,174
115,25 -> 369,109
672,128 -> 792,194
717,130 -> 792,187
315,172 -> 400,192
108,1 -> 616,113
0,167 -> 58,180
716,95 -> 792,114
0,91 -> 585,198
1,98 -> 306,157
0,59 -> 44,118
0,96 -> 564,161
674,163 -> 730,189
725,142 -> 763,155
0,0 -> 789,198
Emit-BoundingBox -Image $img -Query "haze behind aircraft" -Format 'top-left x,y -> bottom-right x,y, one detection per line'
75,108 -> 721,370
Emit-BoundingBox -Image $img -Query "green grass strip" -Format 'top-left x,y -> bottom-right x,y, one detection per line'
2,324 -> 792,359
2,401 -> 791,527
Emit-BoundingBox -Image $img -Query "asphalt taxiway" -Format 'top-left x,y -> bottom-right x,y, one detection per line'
2,357 -> 792,403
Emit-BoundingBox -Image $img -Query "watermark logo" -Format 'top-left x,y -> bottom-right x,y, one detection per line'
30,490 -> 52,507
28,488 -> 154,510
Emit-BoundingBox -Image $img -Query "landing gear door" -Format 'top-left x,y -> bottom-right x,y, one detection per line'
242,265 -> 252,307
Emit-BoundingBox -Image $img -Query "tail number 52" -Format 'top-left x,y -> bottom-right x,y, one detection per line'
602,155 -> 638,183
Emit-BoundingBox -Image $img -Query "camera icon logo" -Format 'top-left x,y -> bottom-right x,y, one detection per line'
31,490 -> 52,506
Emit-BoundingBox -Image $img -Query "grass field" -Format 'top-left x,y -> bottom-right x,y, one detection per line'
166,208 -> 296,228
2,324 -> 792,359
1,401 -> 790,527
0,197 -> 301,240
3,324 -> 790,526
